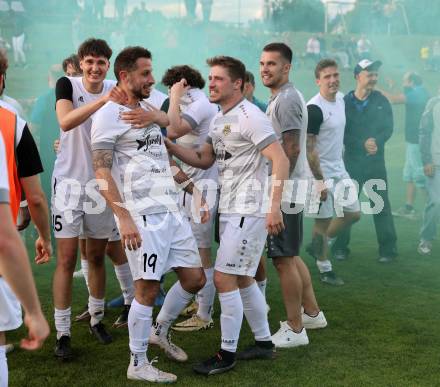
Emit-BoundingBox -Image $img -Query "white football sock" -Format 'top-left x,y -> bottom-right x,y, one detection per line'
54,307 -> 71,339
240,282 -> 271,341
219,289 -> 243,353
88,296 -> 105,327
129,299 -> 152,367
114,263 -> 134,305
316,259 -> 332,273
197,267 -> 215,321
256,279 -> 267,299
156,281 -> 194,336
0,346 -> 8,387
80,258 -> 90,292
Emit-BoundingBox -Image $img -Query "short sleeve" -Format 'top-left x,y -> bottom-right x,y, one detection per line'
16,124 -> 44,178
181,98 -> 210,131
91,105 -> 121,151
307,104 -> 323,135
275,94 -> 304,133
55,77 -> 73,102
0,135 -> 9,203
242,109 -> 277,151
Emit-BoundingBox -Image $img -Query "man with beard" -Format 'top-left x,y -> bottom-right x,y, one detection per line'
91,46 -> 207,383
331,59 -> 398,263
260,43 -> 326,348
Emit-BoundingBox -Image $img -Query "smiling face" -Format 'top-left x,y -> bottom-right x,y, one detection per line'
259,50 -> 291,90
80,55 -> 109,86
316,66 -> 340,100
208,65 -> 241,105
124,57 -> 155,100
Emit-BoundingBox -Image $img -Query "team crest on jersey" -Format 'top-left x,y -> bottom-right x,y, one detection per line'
223,124 -> 231,136
78,96 -> 84,103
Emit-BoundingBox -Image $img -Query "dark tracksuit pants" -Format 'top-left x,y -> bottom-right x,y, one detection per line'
332,158 -> 398,258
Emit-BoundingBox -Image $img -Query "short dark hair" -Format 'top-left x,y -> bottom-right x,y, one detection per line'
263,42 -> 293,64
77,38 -> 112,60
315,58 -> 338,79
245,71 -> 255,87
62,54 -> 81,74
407,72 -> 423,86
206,56 -> 246,92
162,65 -> 205,89
114,46 -> 152,82
0,49 -> 8,75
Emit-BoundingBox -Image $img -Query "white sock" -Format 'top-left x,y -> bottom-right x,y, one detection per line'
128,299 -> 152,368
156,281 -> 194,336
197,267 -> 215,321
54,307 -> 71,339
81,258 -> 90,292
219,289 -> 243,353
240,282 -> 271,341
316,259 -> 333,273
114,263 -> 134,305
256,279 -> 267,299
0,346 -> 7,387
88,296 -> 105,327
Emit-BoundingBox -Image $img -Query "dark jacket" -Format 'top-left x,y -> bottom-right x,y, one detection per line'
344,90 -> 393,165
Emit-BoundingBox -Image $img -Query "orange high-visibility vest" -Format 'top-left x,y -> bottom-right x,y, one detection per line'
0,107 -> 21,221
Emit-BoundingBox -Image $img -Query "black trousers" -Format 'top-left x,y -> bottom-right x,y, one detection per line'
332,158 -> 398,257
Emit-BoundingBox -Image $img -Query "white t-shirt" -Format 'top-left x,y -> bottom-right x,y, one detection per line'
0,99 -> 19,116
146,88 -> 168,109
207,98 -> 277,217
53,76 -> 116,185
307,91 -> 347,178
0,134 -> 9,204
91,101 -> 179,217
177,88 -> 218,183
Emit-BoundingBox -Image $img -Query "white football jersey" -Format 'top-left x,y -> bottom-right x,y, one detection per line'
53,77 -> 116,185
176,88 -> 218,183
91,101 -> 179,217
0,134 -> 9,204
208,98 -> 276,217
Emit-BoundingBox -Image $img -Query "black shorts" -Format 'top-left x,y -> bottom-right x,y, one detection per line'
267,211 -> 303,258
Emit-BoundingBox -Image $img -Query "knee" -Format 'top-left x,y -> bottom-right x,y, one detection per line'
186,270 -> 206,293
87,249 -> 105,266
350,211 -> 361,224
56,253 -> 77,273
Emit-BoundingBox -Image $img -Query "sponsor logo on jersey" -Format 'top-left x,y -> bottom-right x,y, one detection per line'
78,96 -> 84,103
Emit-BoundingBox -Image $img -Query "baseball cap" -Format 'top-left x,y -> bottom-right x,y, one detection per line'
354,59 -> 382,75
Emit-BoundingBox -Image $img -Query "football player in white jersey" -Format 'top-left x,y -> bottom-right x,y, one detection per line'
260,43 -> 327,349
162,65 -> 219,332
0,133 -> 50,386
166,56 -> 289,375
305,59 -> 360,285
52,38 -> 128,359
91,46 -> 207,383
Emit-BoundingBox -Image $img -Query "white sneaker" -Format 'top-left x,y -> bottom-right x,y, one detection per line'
172,314 -> 213,332
417,240 -> 432,255
149,324 -> 188,362
302,311 -> 328,329
271,321 -> 309,348
73,269 -> 84,278
127,357 -> 177,383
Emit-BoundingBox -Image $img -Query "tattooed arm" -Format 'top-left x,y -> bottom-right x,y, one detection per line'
281,130 -> 301,176
306,134 -> 324,181
165,138 -> 216,169
93,149 -> 142,250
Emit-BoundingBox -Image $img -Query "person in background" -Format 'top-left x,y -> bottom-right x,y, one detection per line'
62,54 -> 82,77
418,87 -> 440,255
243,70 -> 267,112
380,72 -> 429,220
332,59 -> 398,263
